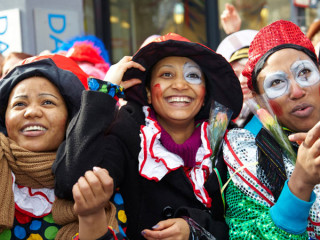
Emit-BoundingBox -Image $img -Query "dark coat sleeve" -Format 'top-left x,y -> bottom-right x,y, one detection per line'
53,90 -> 125,200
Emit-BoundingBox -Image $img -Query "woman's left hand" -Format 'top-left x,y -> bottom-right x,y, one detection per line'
103,56 -> 145,89
141,218 -> 190,240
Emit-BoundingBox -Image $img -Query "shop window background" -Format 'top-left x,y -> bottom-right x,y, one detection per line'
83,0 -> 320,65
109,0 -> 206,62
218,0 -> 291,41
83,0 -> 95,36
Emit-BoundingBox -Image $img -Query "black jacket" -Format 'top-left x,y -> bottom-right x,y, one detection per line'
53,90 -> 228,240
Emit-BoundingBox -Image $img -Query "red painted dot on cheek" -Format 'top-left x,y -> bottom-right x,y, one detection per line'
269,100 -> 283,117
201,86 -> 206,95
151,84 -> 162,100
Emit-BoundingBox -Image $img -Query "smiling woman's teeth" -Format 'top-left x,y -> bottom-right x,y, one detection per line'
23,126 -> 46,132
168,97 -> 191,103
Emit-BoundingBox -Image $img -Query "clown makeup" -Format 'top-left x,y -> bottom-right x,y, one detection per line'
291,60 -> 320,87
263,71 -> 289,99
148,56 -> 206,141
183,61 -> 203,85
263,59 -> 320,99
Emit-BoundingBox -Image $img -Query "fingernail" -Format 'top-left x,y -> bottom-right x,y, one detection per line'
93,166 -> 100,172
152,224 -> 159,229
141,231 -> 146,235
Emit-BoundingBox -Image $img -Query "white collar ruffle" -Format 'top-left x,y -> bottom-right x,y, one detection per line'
12,172 -> 55,218
138,106 -> 213,207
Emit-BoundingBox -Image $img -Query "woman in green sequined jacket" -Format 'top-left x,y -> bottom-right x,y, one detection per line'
222,20 -> 320,239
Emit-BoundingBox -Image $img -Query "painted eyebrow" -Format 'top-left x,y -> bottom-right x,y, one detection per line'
290,59 -> 314,72
265,71 -> 288,80
184,62 -> 201,69
14,93 -> 59,100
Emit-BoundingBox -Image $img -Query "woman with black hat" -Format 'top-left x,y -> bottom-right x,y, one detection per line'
223,20 -> 320,239
0,54 -> 120,239
53,33 -> 243,240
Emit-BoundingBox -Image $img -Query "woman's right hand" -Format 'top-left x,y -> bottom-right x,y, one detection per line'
73,167 -> 114,216
73,167 -> 114,239
104,56 -> 145,89
288,121 -> 320,201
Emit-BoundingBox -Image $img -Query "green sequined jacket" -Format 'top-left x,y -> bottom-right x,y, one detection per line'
223,128 -> 319,239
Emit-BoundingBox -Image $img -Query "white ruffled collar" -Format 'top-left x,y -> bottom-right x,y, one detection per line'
12,172 -> 55,218
138,106 -> 213,207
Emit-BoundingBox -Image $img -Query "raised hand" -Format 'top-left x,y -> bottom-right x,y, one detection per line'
288,121 -> 320,201
220,3 -> 241,35
73,167 -> 115,239
104,56 -> 145,89
73,167 -> 114,216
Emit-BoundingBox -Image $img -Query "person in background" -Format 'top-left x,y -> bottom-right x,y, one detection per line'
53,35 -> 111,88
306,19 -> 320,58
1,52 -> 33,78
216,29 -> 258,127
53,33 -> 243,240
140,34 -> 161,48
222,20 -> 320,239
220,3 -> 242,35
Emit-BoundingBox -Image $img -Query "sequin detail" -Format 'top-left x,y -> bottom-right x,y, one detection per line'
224,128 -> 320,239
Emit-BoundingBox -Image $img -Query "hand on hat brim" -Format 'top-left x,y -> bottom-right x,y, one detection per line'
104,56 -> 145,88
122,78 -> 142,89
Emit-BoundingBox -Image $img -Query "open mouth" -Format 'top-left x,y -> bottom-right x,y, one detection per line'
22,125 -> 47,132
291,104 -> 313,117
167,96 -> 192,103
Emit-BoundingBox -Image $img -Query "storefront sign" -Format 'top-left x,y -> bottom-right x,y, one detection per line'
33,8 -> 81,54
0,8 -> 22,55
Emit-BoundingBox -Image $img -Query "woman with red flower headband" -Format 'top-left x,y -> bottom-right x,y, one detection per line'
222,20 -> 320,239
53,33 -> 244,239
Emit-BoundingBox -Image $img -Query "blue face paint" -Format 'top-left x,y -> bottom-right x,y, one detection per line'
183,61 -> 203,85
263,59 -> 320,99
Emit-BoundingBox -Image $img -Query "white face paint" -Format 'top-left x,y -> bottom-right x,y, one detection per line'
183,61 -> 203,85
263,59 -> 320,99
263,71 -> 289,99
291,60 -> 320,87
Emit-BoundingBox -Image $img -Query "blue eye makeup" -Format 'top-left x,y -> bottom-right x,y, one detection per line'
291,60 -> 320,87
183,61 -> 203,85
263,71 -> 289,99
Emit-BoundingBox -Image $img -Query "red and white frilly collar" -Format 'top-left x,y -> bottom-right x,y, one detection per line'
138,106 -> 213,208
12,172 -> 55,218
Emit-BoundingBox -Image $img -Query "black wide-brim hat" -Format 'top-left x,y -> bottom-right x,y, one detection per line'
123,33 -> 243,120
